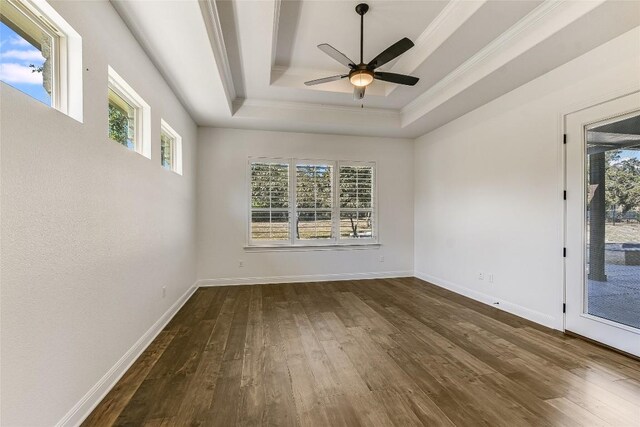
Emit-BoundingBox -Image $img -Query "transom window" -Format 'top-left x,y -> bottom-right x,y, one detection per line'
249,158 -> 376,246
160,119 -> 183,174
108,88 -> 135,149
1,0 -> 56,105
0,0 -> 82,121
107,66 -> 151,158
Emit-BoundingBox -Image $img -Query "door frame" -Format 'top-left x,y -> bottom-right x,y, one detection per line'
562,89 -> 640,356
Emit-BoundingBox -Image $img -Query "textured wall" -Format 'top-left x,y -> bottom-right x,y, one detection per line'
414,27 -> 640,330
0,1 -> 198,425
196,127 -> 415,284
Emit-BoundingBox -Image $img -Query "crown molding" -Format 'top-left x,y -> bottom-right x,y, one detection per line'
234,98 -> 399,117
385,0 -> 486,96
232,98 -> 401,131
270,0 -> 281,69
200,0 -> 236,114
401,0 -> 605,127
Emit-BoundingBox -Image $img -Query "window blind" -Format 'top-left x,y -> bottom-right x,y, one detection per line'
296,164 -> 333,240
339,165 -> 374,238
250,161 -> 290,241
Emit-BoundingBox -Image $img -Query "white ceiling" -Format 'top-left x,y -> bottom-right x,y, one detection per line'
112,0 -> 640,138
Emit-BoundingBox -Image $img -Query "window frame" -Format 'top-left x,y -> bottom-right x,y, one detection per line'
248,157 -> 293,247
160,119 -> 183,175
293,159 -> 336,244
0,0 -> 83,121
337,160 -> 376,242
247,157 -> 378,248
107,66 -> 151,159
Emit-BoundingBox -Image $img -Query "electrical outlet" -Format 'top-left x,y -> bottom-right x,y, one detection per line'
478,272 -> 484,280
239,260 -> 244,268
379,255 -> 385,263
162,286 -> 166,298
489,274 -> 494,283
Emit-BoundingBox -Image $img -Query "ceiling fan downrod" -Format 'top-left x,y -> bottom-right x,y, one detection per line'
356,3 -> 369,65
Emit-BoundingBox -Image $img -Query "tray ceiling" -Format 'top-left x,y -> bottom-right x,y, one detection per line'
112,0 -> 640,138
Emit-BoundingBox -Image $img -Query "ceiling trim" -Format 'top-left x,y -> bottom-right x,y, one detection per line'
200,0 -> 236,114
270,0 -> 281,69
385,0 -> 486,96
233,98 -> 400,129
234,98 -> 399,117
401,0 -> 605,126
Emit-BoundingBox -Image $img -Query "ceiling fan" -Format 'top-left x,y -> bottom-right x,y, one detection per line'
304,3 -> 419,100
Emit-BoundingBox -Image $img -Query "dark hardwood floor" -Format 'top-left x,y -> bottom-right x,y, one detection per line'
83,277 -> 640,426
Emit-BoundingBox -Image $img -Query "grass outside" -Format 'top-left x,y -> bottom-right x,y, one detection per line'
252,219 -> 372,240
604,222 -> 640,243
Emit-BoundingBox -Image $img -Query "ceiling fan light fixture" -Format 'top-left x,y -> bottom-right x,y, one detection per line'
350,70 -> 374,87
304,3 -> 419,99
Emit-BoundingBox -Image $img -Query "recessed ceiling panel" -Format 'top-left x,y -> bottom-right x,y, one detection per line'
114,0 -> 640,137
276,0 -> 448,71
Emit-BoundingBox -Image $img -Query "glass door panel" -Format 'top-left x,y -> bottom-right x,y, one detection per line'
585,114 -> 640,330
565,93 -> 640,356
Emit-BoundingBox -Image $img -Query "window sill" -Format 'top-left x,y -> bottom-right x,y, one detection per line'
244,242 -> 381,252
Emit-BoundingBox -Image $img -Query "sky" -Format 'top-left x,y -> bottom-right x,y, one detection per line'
0,22 -> 50,105
621,150 -> 640,161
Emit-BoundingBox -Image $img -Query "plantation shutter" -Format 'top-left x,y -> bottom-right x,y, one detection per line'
295,164 -> 333,240
250,161 -> 290,241
339,164 -> 374,238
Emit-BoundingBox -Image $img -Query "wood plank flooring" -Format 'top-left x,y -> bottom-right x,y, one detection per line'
83,277 -> 640,426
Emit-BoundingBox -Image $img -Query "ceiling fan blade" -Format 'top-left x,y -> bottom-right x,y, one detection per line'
367,37 -> 414,70
304,74 -> 348,86
374,72 -> 419,86
353,85 -> 366,100
318,44 -> 357,68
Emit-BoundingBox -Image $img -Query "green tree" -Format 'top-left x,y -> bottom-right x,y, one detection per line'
250,163 -> 289,240
605,151 -> 640,223
296,165 -> 332,239
108,103 -> 130,146
339,166 -> 372,237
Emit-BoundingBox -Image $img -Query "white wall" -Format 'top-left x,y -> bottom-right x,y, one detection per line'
0,1 -> 198,425
414,27 -> 640,330
197,127 -> 414,284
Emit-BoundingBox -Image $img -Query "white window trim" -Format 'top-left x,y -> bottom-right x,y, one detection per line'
247,157 -> 378,248
337,160 -> 377,243
5,0 -> 83,122
107,66 -> 151,159
160,119 -> 183,175
293,159 -> 337,245
247,157 -> 293,247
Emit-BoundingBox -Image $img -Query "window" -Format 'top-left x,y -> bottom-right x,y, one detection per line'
107,66 -> 150,158
296,163 -> 333,240
160,119 -> 183,174
0,0 -> 82,120
339,164 -> 374,239
250,161 -> 290,242
108,88 -> 135,149
248,158 -> 376,246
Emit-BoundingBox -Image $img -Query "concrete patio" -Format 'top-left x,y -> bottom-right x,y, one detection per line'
588,263 -> 640,329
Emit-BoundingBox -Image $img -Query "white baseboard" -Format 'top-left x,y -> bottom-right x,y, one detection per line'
56,270 -> 558,426
56,283 -> 198,427
414,271 -> 561,330
197,270 -> 414,287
